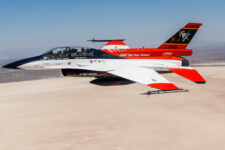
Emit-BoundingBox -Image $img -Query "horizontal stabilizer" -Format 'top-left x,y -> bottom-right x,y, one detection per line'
170,68 -> 206,83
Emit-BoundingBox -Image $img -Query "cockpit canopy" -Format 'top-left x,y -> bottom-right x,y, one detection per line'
43,46 -> 97,59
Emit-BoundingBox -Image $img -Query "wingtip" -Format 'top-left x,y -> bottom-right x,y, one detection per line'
148,83 -> 179,91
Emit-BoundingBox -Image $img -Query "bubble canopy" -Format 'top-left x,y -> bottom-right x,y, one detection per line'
42,46 -> 97,59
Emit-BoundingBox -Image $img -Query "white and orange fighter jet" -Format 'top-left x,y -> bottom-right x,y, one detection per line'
3,23 -> 206,93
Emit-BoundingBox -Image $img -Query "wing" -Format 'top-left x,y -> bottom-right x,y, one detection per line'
109,67 -> 179,90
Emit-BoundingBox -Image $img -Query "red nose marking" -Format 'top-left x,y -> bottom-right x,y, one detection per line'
68,62 -> 71,65
90,60 -> 93,63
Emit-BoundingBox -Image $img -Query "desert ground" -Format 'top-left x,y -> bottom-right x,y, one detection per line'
0,66 -> 225,150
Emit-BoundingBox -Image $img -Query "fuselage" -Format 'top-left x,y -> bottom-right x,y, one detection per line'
3,46 -> 190,77
2,23 -> 206,90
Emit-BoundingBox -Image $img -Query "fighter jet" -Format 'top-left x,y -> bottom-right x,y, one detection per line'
3,23 -> 206,92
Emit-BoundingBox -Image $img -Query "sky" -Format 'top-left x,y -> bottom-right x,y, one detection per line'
0,0 -> 225,55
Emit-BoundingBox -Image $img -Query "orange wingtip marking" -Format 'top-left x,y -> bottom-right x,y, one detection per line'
148,83 -> 179,90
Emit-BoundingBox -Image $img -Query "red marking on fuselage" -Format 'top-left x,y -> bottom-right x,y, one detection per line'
102,48 -> 191,60
159,44 -> 188,49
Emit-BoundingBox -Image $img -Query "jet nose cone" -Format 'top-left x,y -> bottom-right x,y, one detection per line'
2,62 -> 20,69
2,55 -> 43,70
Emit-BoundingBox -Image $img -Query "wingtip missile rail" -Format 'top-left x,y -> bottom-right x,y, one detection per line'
142,89 -> 189,96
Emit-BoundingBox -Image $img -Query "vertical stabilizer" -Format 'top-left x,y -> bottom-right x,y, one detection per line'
159,23 -> 202,49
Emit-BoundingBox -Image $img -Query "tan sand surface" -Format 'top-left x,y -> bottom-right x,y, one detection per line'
0,67 -> 225,150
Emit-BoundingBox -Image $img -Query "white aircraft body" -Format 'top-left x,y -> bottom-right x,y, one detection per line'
3,23 -> 206,92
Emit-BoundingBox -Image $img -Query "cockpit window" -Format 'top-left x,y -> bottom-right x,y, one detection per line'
70,47 -> 95,57
43,46 -> 95,59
